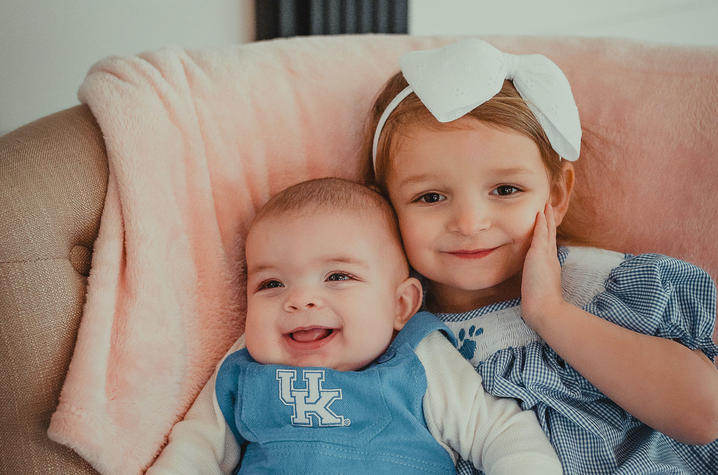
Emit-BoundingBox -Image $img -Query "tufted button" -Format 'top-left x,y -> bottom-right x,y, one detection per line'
69,244 -> 92,276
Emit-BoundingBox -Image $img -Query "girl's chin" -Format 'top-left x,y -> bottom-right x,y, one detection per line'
429,278 -> 521,310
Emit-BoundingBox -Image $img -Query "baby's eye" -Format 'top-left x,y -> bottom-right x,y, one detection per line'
415,192 -> 446,204
492,185 -> 521,196
257,279 -> 284,290
326,272 -> 353,282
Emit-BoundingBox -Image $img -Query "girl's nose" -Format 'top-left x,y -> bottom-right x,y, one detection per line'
448,201 -> 490,236
283,287 -> 322,312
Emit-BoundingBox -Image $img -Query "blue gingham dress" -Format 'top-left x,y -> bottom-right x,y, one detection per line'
435,246 -> 718,474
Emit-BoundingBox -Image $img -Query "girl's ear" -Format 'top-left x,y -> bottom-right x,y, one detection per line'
393,277 -> 423,331
550,160 -> 575,226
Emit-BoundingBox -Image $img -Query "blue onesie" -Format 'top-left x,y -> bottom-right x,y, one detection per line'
214,311 -> 458,474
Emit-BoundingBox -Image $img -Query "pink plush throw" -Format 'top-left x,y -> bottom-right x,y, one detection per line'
48,35 -> 718,474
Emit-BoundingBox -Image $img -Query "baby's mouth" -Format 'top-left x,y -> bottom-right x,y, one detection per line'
289,328 -> 334,342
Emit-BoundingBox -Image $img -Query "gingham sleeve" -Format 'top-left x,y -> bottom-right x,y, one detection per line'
587,253 -> 718,360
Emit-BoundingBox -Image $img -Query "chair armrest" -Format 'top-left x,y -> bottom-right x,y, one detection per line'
0,105 -> 107,473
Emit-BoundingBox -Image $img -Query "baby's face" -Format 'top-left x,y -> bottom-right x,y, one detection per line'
244,209 -> 408,371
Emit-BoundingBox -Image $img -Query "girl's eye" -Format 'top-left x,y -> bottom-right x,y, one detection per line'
258,279 -> 284,290
492,185 -> 521,196
326,272 -> 353,282
416,192 -> 445,204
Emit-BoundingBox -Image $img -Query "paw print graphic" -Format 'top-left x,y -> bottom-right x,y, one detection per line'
457,325 -> 484,361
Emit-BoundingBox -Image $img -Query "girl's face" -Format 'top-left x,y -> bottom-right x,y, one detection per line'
386,118 -> 556,313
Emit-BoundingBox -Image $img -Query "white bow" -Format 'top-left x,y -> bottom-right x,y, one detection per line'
372,39 -> 582,170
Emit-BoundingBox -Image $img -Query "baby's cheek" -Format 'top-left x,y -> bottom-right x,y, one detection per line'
244,316 -> 272,360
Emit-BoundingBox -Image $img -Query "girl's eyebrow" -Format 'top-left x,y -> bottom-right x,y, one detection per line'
397,167 -> 535,188
492,167 -> 535,175
397,174 -> 435,187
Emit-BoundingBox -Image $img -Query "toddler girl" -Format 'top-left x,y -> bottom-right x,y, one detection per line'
368,38 -> 718,474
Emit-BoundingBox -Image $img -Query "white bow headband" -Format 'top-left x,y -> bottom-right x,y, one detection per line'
371,39 -> 582,171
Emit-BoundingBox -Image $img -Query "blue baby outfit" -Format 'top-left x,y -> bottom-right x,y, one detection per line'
439,246 -> 718,475
215,311 -> 458,474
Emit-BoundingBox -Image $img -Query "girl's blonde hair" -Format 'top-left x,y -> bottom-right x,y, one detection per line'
364,71 -> 589,244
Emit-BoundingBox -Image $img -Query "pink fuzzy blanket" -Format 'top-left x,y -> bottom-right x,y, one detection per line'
47,35 -> 718,474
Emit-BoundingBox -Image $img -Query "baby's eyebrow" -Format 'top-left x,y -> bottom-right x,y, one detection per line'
246,263 -> 277,275
323,256 -> 369,269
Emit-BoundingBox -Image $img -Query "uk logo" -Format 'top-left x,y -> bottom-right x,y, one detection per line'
276,369 -> 349,427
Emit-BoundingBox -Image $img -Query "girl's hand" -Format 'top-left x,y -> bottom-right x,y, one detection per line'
521,209 -> 718,444
520,203 -> 565,330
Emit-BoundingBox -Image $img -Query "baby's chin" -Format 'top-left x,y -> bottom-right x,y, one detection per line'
284,357 -> 361,372
255,354 -> 367,372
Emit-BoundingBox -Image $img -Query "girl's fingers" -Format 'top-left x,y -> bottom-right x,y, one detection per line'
532,209 -> 547,248
545,203 -> 557,246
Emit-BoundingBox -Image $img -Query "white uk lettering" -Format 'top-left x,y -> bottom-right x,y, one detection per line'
276,369 -> 348,427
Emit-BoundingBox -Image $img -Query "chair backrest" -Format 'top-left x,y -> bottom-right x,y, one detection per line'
220,35 -> 718,280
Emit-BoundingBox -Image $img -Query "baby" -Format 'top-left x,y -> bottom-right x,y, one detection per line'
149,177 -> 561,474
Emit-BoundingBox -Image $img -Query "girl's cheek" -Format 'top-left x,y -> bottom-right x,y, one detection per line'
400,229 -> 423,260
399,211 -> 433,243
500,204 -> 539,241
396,218 -> 426,263
513,200 -> 543,223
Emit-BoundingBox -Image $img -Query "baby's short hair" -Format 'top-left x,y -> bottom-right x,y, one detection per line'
254,177 -> 400,235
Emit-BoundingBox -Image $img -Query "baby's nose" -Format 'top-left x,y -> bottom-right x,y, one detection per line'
283,287 -> 321,312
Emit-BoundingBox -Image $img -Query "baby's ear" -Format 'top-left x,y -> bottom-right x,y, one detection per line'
550,160 -> 575,226
393,277 -> 423,331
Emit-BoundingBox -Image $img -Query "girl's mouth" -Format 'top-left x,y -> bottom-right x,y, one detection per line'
447,247 -> 497,259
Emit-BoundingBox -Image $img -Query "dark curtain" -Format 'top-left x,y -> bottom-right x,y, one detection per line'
256,0 -> 408,40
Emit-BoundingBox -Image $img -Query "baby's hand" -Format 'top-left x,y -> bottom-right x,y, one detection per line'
520,204 -> 565,330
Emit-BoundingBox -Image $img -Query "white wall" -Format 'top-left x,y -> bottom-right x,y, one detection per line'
3,0 -> 717,135
0,0 -> 254,135
409,0 -> 718,46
